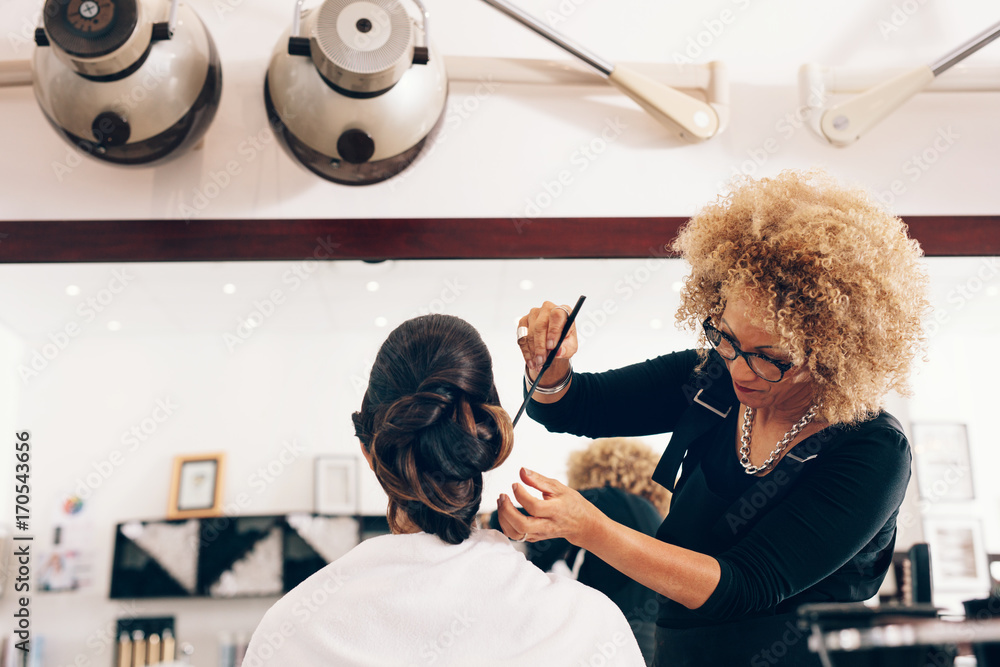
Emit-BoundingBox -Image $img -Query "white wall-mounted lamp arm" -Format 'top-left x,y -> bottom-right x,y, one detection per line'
606,64 -> 720,141
478,0 -> 721,141
818,65 -> 934,146
812,18 -> 1000,146
410,0 -> 429,48
0,60 -> 32,87
479,0 -> 613,74
445,56 -> 730,138
930,18 -> 1000,75
291,0 -> 308,38
166,0 -> 179,37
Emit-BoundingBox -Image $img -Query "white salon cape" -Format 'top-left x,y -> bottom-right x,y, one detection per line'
242,528 -> 644,666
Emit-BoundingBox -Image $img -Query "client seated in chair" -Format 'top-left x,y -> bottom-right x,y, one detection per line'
520,438 -> 671,666
243,314 -> 643,666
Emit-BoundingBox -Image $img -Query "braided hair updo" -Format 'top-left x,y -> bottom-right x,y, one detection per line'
352,314 -> 514,545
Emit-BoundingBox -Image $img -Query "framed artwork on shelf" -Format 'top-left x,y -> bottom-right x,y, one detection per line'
911,422 -> 974,502
314,456 -> 358,515
923,516 -> 991,594
168,453 -> 225,519
110,514 -> 348,599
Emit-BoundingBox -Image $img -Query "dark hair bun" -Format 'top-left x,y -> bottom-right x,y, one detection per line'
352,315 -> 513,544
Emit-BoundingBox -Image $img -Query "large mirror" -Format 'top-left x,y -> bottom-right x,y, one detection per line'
1,255 -> 997,661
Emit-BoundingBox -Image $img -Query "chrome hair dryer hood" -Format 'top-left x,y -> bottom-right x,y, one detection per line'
265,0 -> 447,185
32,0 -> 222,164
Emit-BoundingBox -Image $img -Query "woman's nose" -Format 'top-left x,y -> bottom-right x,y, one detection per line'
728,354 -> 757,382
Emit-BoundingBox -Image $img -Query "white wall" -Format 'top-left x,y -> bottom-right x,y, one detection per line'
904,257 -> 1000,612
0,324 -> 24,562
1,0 -> 999,219
1,0 -> 1000,664
0,257 -> 694,666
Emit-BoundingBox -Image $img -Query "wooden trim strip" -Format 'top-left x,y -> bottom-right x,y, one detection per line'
0,216 -> 995,262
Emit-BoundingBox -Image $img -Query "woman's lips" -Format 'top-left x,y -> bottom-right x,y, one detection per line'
734,381 -> 759,394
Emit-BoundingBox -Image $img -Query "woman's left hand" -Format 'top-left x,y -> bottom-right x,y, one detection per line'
496,467 -> 603,545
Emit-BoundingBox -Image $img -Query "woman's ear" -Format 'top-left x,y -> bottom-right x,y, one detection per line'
359,441 -> 375,471
788,362 -> 814,384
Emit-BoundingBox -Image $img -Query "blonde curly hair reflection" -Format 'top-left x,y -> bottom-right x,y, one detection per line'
567,438 -> 671,516
672,169 -> 931,425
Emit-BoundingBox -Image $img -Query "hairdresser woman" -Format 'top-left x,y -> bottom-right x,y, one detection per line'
496,170 -> 930,666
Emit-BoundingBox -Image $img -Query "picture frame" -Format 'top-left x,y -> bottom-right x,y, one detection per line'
314,456 -> 358,515
168,454 -> 225,519
38,548 -> 82,592
911,422 -> 974,502
989,554 -> 1000,593
923,516 -> 990,594
110,514 -> 345,599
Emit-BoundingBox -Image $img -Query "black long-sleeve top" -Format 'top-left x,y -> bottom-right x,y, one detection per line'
525,349 -> 911,628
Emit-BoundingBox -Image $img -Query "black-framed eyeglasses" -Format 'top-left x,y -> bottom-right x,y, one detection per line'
702,318 -> 794,383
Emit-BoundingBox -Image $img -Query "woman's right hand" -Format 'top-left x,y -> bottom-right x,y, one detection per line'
517,301 -> 579,376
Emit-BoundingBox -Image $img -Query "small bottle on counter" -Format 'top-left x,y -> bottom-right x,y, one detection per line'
147,632 -> 161,665
161,628 -> 176,663
179,642 -> 195,665
132,630 -> 147,667
218,632 -> 235,667
117,631 -> 132,667
233,632 -> 250,667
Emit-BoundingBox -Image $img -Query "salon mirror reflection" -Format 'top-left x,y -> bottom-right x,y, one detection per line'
0,255 -> 998,661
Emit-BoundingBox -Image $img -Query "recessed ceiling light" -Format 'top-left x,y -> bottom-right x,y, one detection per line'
367,281 -> 380,292
374,316 -> 388,327
519,280 -> 534,291
65,285 -> 80,296
223,283 -> 236,294
650,319 -> 663,330
107,320 -> 122,332
987,286 -> 999,298
671,282 -> 683,293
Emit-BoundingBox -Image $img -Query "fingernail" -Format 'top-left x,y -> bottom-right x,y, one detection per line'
534,355 -> 544,367
546,338 -> 554,350
523,467 -> 533,477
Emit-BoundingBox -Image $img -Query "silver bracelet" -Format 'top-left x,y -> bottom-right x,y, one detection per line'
524,361 -> 573,395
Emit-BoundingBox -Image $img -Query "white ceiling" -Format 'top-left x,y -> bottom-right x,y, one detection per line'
0,256 -> 995,342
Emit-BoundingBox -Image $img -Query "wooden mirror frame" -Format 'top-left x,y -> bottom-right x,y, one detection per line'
0,217 -> 995,262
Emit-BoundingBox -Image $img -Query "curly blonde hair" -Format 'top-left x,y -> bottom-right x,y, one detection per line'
672,169 -> 930,425
567,438 -> 671,516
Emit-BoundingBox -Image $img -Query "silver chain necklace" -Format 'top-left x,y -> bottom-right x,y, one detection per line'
739,404 -> 818,475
